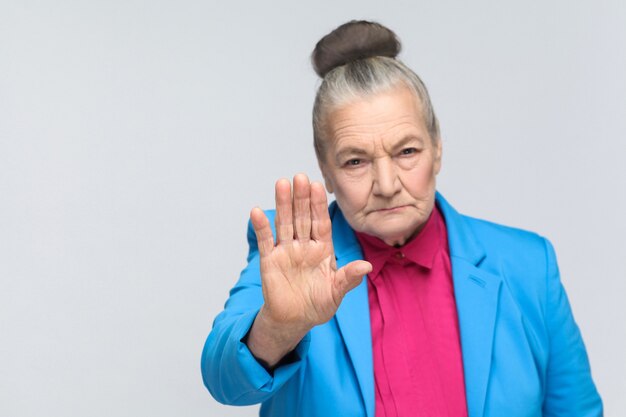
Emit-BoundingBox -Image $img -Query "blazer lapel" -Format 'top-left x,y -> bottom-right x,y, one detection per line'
450,258 -> 501,417
329,203 -> 375,417
436,193 -> 502,417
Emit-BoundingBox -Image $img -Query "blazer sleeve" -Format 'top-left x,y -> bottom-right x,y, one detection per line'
541,238 -> 603,416
200,217 -> 311,406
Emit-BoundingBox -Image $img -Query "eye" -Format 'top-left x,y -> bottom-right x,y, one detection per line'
400,147 -> 419,156
345,158 -> 362,167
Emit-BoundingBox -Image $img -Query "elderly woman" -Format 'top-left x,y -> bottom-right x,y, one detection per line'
201,21 -> 601,417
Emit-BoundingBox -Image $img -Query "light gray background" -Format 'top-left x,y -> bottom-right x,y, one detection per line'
1,1 -> 624,416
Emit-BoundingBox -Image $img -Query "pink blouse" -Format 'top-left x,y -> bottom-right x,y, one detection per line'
355,205 -> 468,417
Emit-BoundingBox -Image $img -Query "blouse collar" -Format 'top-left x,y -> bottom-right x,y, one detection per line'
355,205 -> 444,280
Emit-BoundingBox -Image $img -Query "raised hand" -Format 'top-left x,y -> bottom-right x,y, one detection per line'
246,174 -> 371,367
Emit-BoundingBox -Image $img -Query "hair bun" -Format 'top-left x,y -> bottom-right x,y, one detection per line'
312,20 -> 401,78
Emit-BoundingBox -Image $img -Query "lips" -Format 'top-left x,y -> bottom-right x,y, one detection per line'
374,205 -> 409,213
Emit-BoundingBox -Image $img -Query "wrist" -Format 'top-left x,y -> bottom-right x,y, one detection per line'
246,306 -> 311,368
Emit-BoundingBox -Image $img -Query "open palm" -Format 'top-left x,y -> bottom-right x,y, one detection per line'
250,175 -> 371,332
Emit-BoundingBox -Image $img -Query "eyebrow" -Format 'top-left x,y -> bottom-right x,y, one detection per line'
334,135 -> 425,163
334,147 -> 369,164
390,135 -> 425,152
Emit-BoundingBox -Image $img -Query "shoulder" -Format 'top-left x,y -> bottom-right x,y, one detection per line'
457,212 -> 554,280
463,214 -> 548,253
454,211 -> 558,328
436,193 -> 555,304
436,191 -> 551,264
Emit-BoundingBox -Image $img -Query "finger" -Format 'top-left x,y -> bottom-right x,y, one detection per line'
293,173 -> 312,241
310,182 -> 331,242
250,207 -> 275,257
333,261 -> 372,300
274,178 -> 294,244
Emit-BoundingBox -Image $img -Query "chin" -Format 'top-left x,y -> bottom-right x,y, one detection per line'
370,226 -> 415,245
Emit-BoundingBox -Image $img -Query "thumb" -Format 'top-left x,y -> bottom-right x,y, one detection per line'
334,260 -> 372,298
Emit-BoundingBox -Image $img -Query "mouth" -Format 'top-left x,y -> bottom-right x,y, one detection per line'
374,205 -> 410,213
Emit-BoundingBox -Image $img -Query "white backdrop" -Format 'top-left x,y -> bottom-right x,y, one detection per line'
1,1 -> 624,416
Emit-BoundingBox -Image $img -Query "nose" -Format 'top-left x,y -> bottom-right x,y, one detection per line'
372,157 -> 401,198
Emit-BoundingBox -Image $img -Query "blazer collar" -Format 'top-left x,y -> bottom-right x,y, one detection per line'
434,191 -> 486,266
330,193 -> 501,417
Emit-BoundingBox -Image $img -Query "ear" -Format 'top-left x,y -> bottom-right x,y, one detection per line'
433,138 -> 443,175
324,176 -> 334,194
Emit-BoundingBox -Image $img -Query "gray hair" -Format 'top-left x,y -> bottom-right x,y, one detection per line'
311,21 -> 440,162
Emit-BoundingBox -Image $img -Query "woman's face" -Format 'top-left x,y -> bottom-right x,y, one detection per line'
319,86 -> 442,247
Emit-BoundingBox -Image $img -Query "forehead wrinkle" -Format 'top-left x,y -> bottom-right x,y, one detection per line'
332,118 -> 424,156
331,113 -> 419,135
328,89 -> 424,132
326,88 -> 430,160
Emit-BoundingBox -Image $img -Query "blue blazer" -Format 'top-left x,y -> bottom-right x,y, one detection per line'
202,192 -> 602,417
